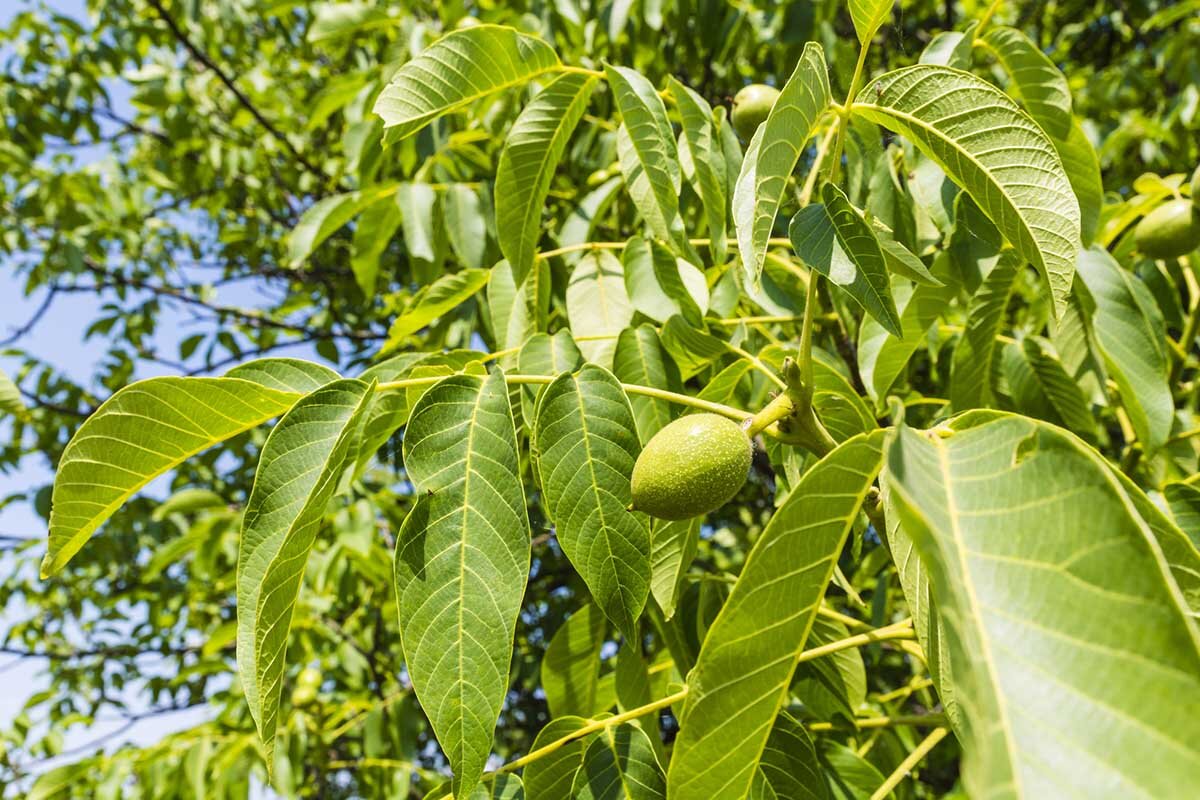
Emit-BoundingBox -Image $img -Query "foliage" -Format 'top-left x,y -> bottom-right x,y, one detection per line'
2,0 -> 1200,798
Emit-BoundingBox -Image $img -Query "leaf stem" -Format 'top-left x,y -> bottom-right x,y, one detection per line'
807,713 -> 947,732
375,374 -> 754,423
976,0 -> 1004,34
536,237 -> 792,260
494,688 -> 690,775
867,726 -> 951,800
795,618 -> 914,665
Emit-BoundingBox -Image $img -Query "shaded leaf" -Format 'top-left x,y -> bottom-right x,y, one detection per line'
384,268 -> 490,350
534,365 -> 650,638
573,723 -> 666,800
1076,246 -> 1172,451
566,251 -> 635,369
789,184 -> 901,335
612,325 -> 682,443
543,603 -> 607,718
236,378 -> 374,763
393,370 -> 530,797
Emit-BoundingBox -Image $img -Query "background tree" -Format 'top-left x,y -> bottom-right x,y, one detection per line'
1,0 -> 1199,797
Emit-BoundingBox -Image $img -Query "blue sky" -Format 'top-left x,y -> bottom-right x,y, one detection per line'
0,0 -> 319,781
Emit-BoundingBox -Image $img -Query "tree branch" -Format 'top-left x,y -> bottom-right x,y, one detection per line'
144,0 -> 331,184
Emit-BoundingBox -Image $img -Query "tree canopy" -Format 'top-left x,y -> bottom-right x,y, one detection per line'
2,0 -> 1199,798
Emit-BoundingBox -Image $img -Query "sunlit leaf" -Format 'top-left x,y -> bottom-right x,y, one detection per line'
374,25 -> 561,140
852,65 -> 1081,317
566,251 -> 635,369
980,26 -> 1073,139
383,268 -> 490,351
734,43 -> 832,285
496,72 -> 596,286
668,431 -> 885,799
885,414 -> 1200,798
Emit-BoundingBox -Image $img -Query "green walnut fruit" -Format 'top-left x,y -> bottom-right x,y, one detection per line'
630,413 -> 752,521
731,84 -> 780,141
291,666 -> 322,708
1191,165 -> 1200,209
1135,199 -> 1200,259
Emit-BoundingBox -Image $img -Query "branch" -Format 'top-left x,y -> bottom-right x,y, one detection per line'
868,727 -> 951,800
75,257 -> 384,343
1,286 -> 59,346
144,0 -> 331,184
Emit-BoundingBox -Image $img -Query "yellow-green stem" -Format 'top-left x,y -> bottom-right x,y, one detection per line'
868,727 -> 951,800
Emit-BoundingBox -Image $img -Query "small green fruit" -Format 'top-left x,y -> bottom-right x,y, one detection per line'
1191,165 -> 1200,209
731,84 -> 780,141
1135,199 -> 1200,259
630,413 -> 752,521
291,667 -> 322,707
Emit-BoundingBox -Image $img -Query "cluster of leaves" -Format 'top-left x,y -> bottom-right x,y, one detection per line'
2,0 -> 1200,798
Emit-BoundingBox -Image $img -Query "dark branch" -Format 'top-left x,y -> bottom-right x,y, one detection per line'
144,0 -> 332,184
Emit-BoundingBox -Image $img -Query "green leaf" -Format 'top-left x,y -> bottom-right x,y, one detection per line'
383,268 -> 490,351
980,26 -> 1072,139
542,602 -> 607,718
950,254 -> 1020,410
621,237 -> 707,325
236,378 -> 374,764
604,64 -> 687,254
873,223 -> 943,287
612,325 -> 682,443
518,330 -> 584,426
307,3 -> 398,42
857,269 -> 956,405
821,742 -> 888,800
759,711 -> 829,800
1076,246 -> 1172,451
396,182 -> 441,266
919,25 -> 976,70
667,431 -> 886,800
884,415 -> 1200,798
151,488 -> 226,522
393,369 -> 530,797
534,365 -> 650,638
524,716 -> 598,800
668,77 -> 728,264
489,259 -> 549,367
287,185 -> 397,267
1016,337 -> 1099,439
649,517 -> 700,619
573,723 -> 667,800
350,196 -> 402,296
566,251 -> 635,369
848,0 -> 894,45
428,773 -> 526,800
791,615 -> 866,723
789,183 -> 901,336
853,65 -> 1081,317
660,315 -> 729,380
0,368 -> 30,422
615,647 -> 664,760
44,375 -> 307,577
734,43 -> 831,285
496,72 -> 596,286
224,358 -> 342,393
443,183 -> 488,269
373,25 -> 562,140
1050,119 -> 1103,247
1166,482 -> 1200,549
